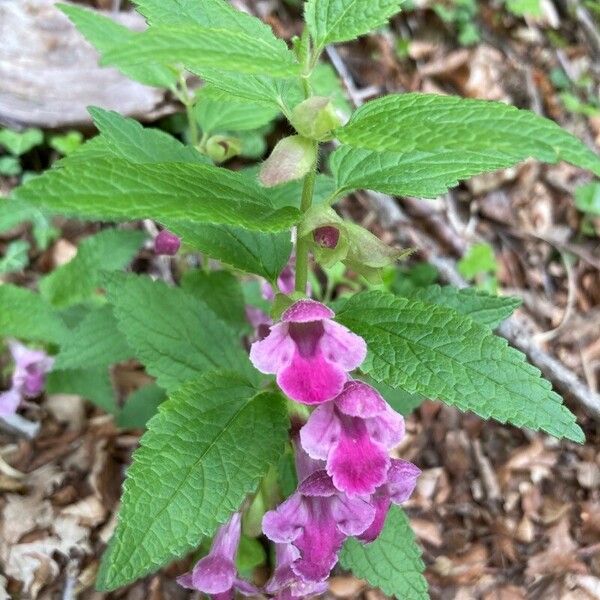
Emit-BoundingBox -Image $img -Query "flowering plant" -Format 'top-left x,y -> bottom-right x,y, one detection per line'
3,0 -> 598,596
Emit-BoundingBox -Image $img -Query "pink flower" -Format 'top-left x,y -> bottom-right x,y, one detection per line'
154,229 -> 181,256
359,459 -> 421,543
249,300 -> 366,404
300,380 -> 405,496
177,512 -> 257,600
245,305 -> 273,342
262,261 -> 296,301
262,445 -> 375,583
0,341 -> 53,417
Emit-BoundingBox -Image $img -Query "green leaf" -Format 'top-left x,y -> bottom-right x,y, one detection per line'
181,270 -> 247,330
57,4 -> 177,88
46,367 -> 117,413
406,285 -> 521,328
195,86 -> 279,135
329,145 -> 527,199
340,506 -> 428,599
97,372 -> 288,590
39,229 -> 146,307
0,128 -> 43,156
575,181 -> 600,216
306,0 -> 404,49
163,221 -> 292,281
506,0 -> 542,16
49,131 -> 84,156
54,305 -> 133,370
0,156 -> 21,176
310,62 -> 352,116
0,240 -> 30,274
13,160 -> 299,232
337,290 -> 584,443
104,274 -> 253,392
236,535 -> 267,573
365,377 -> 424,415
458,242 -> 497,279
102,25 -> 299,79
117,384 -> 166,429
336,94 -> 600,177
0,285 -> 68,343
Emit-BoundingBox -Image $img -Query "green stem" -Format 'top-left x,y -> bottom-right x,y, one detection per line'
186,101 -> 199,147
295,141 -> 319,294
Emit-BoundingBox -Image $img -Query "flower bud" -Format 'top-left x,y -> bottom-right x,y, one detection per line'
154,229 -> 181,256
205,135 -> 242,163
259,135 -> 316,187
313,225 -> 340,249
290,96 -> 342,140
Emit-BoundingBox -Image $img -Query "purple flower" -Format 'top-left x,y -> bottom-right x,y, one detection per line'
245,305 -> 273,342
265,544 -> 328,599
262,446 -> 375,583
262,261 -> 296,301
0,341 -> 53,417
154,229 -> 181,256
177,512 -> 257,600
249,300 -> 367,405
313,225 -> 340,249
300,380 -> 405,496
359,459 -> 421,543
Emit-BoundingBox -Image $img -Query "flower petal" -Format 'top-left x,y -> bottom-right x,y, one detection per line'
335,380 -> 387,418
330,494 -> 376,537
190,555 -> 236,594
327,416 -> 390,496
357,494 -> 390,543
299,402 -> 340,460
282,299 -> 334,323
320,320 -> 367,371
365,406 -> 405,450
262,493 -> 308,543
298,470 -> 336,497
278,350 -> 346,404
0,389 -> 21,417
249,323 -> 294,374
387,459 -> 421,504
176,572 -> 196,590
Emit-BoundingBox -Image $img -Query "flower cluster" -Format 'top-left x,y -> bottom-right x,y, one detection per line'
254,299 -> 420,593
0,341 -> 54,417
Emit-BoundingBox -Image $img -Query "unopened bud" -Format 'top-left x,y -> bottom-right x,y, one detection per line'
259,136 -> 316,187
205,135 -> 242,163
313,225 -> 340,249
290,97 -> 342,140
154,229 -> 181,256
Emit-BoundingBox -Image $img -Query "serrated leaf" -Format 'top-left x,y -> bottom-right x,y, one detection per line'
39,229 -> 146,308
165,221 -> 292,281
54,305 -> 133,370
117,384 -> 166,429
337,290 -> 584,443
0,285 -> 68,343
104,274 -> 253,392
406,285 -> 521,328
336,94 -> 600,177
181,270 -> 247,330
340,506 -> 428,598
194,86 -> 279,135
329,145 -> 528,199
0,240 -> 30,274
306,0 -> 404,49
96,372 -> 288,590
13,160 -> 299,232
46,367 -> 117,413
57,4 -> 177,88
102,25 -> 299,79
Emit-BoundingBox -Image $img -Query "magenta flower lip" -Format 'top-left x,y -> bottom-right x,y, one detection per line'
154,229 -> 181,256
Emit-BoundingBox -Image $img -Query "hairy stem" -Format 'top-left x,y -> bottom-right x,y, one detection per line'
295,142 -> 319,294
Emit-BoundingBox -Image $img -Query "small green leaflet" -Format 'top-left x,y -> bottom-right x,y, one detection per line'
102,25 -> 299,79
97,372 -> 288,590
117,384 -> 166,429
0,240 -> 30,275
0,128 -> 43,156
12,159 -> 299,232
104,274 -> 253,392
306,0 -> 403,49
0,285 -> 68,344
575,181 -> 600,216
39,229 -> 146,308
194,86 -> 279,135
337,94 -> 600,177
340,506 -> 428,599
337,291 -> 584,443
329,145 -> 523,199
54,305 -> 133,370
57,4 -> 177,88
167,221 -> 292,282
46,367 -> 117,414
406,285 -> 521,329
181,270 -> 248,331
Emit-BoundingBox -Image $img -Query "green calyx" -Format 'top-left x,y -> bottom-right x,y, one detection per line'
259,135 -> 317,187
204,135 -> 242,163
290,96 -> 343,141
